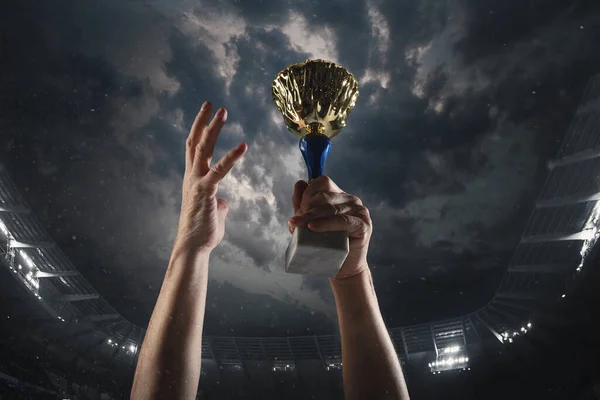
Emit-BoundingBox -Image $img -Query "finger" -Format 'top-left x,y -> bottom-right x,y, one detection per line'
307,214 -> 370,238
203,142 -> 248,186
303,192 -> 362,212
194,108 -> 228,176
186,102 -> 212,169
301,176 -> 342,210
289,202 -> 363,228
292,180 -> 309,214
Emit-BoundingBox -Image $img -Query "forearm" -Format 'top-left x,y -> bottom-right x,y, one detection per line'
131,246 -> 210,400
331,268 -> 409,400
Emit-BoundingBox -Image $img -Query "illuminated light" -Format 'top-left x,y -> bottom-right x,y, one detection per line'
527,323 -> 532,328
18,265 -> 22,270
129,345 -> 136,352
286,365 -> 289,368
0,219 -> 9,236
508,338 -> 513,343
465,357 -> 469,362
521,327 -> 525,332
108,339 -> 112,344
561,294 -> 566,298
19,250 -> 36,269
443,346 -> 461,354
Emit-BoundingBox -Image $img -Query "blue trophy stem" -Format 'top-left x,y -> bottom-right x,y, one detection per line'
299,134 -> 332,181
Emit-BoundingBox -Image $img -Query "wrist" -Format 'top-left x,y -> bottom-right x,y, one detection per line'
330,268 -> 379,320
330,266 -> 370,285
332,254 -> 369,281
170,239 -> 212,265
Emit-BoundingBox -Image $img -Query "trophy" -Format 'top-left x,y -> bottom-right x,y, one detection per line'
272,59 -> 360,277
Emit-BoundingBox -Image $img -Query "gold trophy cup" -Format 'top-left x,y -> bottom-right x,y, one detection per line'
272,59 -> 360,276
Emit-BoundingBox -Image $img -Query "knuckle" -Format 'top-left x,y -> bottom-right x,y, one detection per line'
212,162 -> 225,175
349,195 -> 363,205
186,138 -> 194,148
312,175 -> 332,191
360,205 -> 370,217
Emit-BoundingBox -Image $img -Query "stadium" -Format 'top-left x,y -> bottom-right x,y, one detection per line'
2,70 -> 600,399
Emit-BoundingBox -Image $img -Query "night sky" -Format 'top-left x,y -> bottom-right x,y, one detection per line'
2,0 -> 600,337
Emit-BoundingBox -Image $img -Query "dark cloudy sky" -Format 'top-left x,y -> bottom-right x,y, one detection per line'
2,0 -> 600,336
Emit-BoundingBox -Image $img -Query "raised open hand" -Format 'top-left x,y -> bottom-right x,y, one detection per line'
175,102 -> 247,254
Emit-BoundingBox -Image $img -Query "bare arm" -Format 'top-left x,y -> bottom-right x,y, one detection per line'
331,270 -> 409,400
289,176 -> 409,400
131,102 -> 247,399
131,250 -> 210,399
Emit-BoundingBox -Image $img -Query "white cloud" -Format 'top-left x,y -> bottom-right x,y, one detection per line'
178,9 -> 247,93
209,241 -> 335,318
360,2 -> 391,88
367,3 -> 390,59
278,11 -> 338,63
360,1 -> 391,98
405,5 -> 489,112
360,68 -> 391,91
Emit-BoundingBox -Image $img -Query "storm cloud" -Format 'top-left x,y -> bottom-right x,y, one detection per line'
2,0 -> 600,335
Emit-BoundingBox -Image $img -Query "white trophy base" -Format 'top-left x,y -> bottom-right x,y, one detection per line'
285,227 -> 349,277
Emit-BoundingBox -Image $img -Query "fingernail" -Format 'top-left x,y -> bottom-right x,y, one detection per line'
217,108 -> 227,121
201,101 -> 208,111
237,143 -> 247,152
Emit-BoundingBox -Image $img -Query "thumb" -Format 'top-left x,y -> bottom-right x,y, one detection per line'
216,198 -> 229,225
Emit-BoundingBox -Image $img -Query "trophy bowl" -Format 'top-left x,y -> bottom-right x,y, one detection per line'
272,59 -> 359,140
